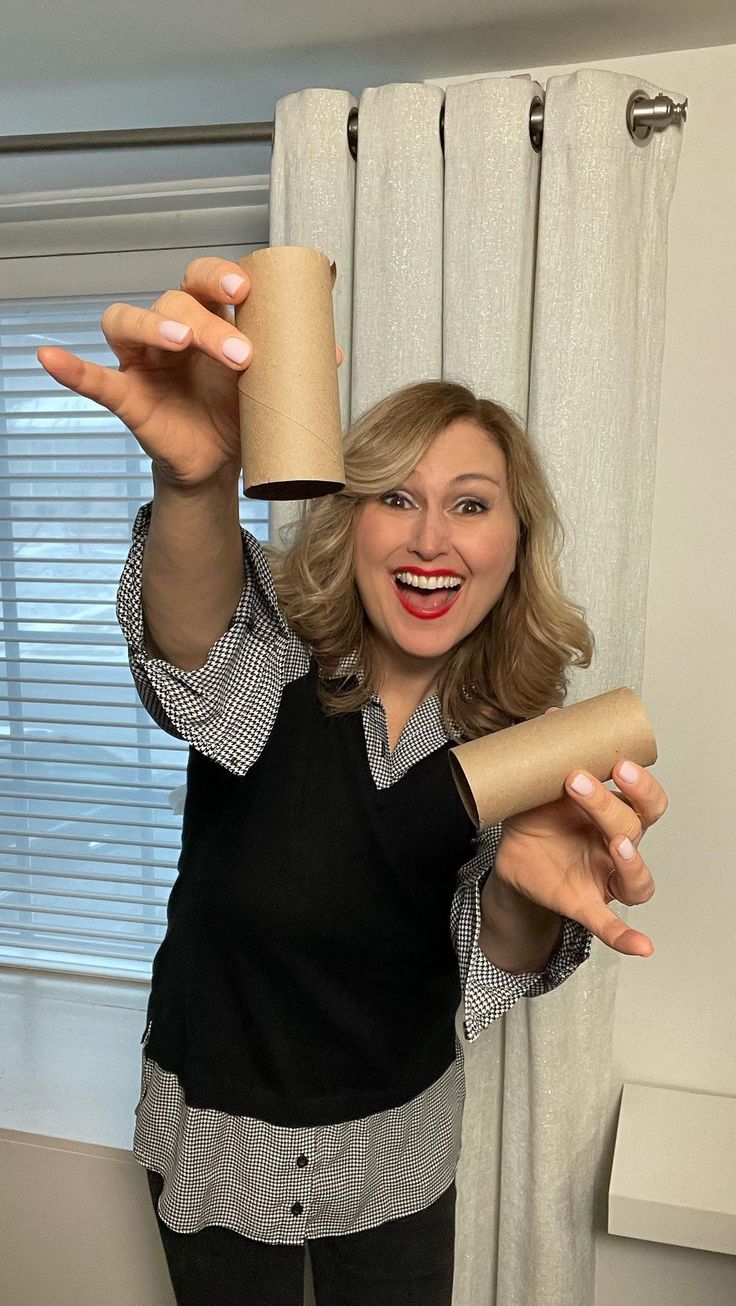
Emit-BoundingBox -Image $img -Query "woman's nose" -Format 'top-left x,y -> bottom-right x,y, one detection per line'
408,509 -> 451,559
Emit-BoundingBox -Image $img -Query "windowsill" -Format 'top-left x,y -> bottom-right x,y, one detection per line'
0,966 -> 149,1152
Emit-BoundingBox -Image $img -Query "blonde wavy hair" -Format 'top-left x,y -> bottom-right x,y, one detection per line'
267,379 -> 594,740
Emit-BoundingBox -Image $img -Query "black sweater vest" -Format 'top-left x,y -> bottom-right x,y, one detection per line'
143,664 -> 478,1127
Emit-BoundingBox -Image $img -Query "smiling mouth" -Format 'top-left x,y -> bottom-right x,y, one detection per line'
391,570 -> 465,620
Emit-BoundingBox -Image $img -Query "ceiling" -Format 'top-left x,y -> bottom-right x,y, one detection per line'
3,0 -> 735,92
1,0 -> 732,197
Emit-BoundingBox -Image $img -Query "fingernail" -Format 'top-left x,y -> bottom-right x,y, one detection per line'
220,274 -> 246,297
570,773 -> 594,795
618,836 -> 635,860
222,337 -> 251,365
159,320 -> 191,343
619,760 -> 639,783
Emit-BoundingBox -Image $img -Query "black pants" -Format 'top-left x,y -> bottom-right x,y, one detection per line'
146,1168 -> 456,1306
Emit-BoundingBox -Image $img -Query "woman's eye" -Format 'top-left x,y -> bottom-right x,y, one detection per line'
379,492 -> 486,513
455,498 -> 487,515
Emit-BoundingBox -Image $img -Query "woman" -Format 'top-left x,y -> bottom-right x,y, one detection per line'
37,257 -> 667,1306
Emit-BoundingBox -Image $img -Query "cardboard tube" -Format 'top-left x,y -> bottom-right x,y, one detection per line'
449,687 -> 658,829
234,246 -> 345,499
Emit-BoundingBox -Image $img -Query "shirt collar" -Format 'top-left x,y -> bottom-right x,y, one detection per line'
334,649 -> 362,680
328,650 -> 463,745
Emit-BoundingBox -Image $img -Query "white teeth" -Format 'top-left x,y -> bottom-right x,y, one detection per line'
394,571 -> 463,590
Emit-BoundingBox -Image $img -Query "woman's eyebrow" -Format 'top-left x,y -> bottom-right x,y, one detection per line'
451,473 -> 502,487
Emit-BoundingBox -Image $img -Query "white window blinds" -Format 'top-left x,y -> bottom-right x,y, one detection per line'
0,292 -> 269,980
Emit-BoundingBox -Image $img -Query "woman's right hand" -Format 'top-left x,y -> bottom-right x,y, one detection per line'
36,256 -> 344,492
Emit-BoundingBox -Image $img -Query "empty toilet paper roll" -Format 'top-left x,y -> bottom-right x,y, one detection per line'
234,245 -> 345,500
449,687 -> 658,829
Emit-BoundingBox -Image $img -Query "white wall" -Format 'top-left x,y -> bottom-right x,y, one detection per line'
0,1129 -> 177,1306
2,35 -> 735,1306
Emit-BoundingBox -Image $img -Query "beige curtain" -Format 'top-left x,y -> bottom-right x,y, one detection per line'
269,71 -> 683,1304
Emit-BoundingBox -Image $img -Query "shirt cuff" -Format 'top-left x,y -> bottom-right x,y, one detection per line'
461,882 -> 593,1042
114,500 -> 290,755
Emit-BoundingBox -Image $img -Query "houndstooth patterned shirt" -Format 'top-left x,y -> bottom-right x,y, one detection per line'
116,500 -> 593,1245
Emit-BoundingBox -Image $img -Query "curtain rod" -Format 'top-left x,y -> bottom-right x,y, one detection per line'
0,95 -> 687,158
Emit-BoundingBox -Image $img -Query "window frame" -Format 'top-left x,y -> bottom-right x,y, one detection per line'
1,173 -> 270,296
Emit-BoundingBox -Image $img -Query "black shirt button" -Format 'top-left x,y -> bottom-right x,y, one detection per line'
296,1154 -> 309,1168
291,1202 -> 304,1216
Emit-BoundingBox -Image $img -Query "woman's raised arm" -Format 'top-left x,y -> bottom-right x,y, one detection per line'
142,464 -> 245,671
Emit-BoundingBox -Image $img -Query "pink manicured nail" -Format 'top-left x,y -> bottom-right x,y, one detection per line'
221,337 -> 251,365
570,773 -> 594,795
619,760 -> 639,783
220,274 -> 246,296
618,837 -> 635,860
159,320 -> 190,343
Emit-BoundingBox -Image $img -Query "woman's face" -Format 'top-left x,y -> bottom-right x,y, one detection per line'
353,418 -> 519,671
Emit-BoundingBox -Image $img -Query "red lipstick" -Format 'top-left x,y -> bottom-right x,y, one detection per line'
391,569 -> 464,620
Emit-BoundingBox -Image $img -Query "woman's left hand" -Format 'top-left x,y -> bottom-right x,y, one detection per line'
494,715 -> 668,956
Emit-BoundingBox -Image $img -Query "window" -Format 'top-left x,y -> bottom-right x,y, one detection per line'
0,291 -> 269,980
0,186 -> 270,979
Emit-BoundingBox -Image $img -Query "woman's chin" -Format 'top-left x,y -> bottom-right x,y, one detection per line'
386,617 -> 466,662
